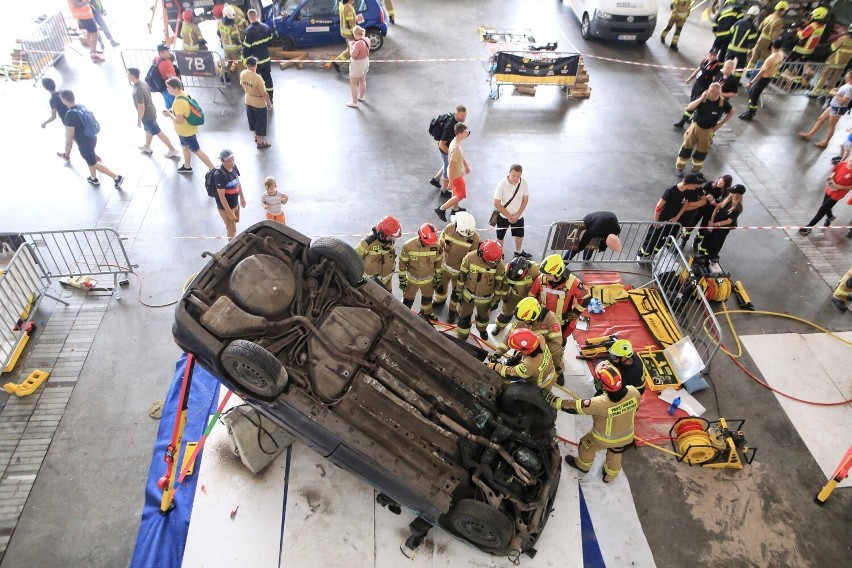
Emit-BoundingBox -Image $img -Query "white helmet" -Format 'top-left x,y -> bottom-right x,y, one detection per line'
223,4 -> 237,19
747,5 -> 760,17
452,211 -> 477,237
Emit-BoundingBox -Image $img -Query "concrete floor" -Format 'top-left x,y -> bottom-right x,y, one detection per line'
0,0 -> 850,566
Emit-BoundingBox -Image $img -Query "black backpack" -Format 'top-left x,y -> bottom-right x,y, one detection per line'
204,167 -> 220,197
145,63 -> 167,93
428,113 -> 453,141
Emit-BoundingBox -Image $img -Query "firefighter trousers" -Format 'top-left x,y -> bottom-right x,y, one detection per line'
495,293 -> 524,330
576,432 -> 632,482
402,281 -> 436,315
833,267 -> 852,302
745,37 -> 771,71
661,14 -> 687,45
457,296 -> 493,338
676,123 -> 714,173
434,271 -> 461,314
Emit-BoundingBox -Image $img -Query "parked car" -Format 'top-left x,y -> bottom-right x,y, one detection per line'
562,0 -> 658,43
172,222 -> 561,557
262,0 -> 389,51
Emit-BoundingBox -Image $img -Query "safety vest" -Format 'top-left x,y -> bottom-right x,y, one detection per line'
501,309 -> 563,356
727,18 -> 758,53
68,0 -> 94,20
339,3 -> 356,37
827,36 -> 852,67
458,252 -> 505,300
758,12 -> 783,41
794,22 -> 826,55
532,273 -> 583,321
399,238 -> 442,285
504,264 -> 539,300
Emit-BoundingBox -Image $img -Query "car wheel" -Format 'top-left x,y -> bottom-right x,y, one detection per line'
271,35 -> 295,50
498,382 -> 557,431
366,27 -> 384,51
708,0 -> 722,20
581,14 -> 591,40
446,499 -> 514,551
307,237 -> 364,286
221,340 -> 288,400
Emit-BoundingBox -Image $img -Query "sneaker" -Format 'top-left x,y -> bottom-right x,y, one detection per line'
138,146 -> 153,154
824,214 -> 836,227
110,39 -> 121,47
114,175 -> 124,189
831,297 -> 849,312
177,165 -> 193,174
86,176 -> 100,186
429,177 -> 441,189
346,102 -> 358,108
798,227 -> 812,235
164,149 -> 179,159
636,252 -> 651,262
455,207 -> 466,212
434,207 -> 447,222
675,169 -> 684,178
660,35 -> 665,44
516,250 -> 533,259
831,156 -> 843,165
439,190 -> 451,198
806,92 -> 820,99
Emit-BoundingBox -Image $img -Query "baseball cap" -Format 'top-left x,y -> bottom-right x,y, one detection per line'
684,173 -> 706,184
157,44 -> 170,52
729,184 -> 746,195
219,149 -> 235,161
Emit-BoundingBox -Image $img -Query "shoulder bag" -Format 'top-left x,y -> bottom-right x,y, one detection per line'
489,180 -> 522,226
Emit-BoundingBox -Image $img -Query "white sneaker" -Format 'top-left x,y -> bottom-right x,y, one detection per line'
164,149 -> 179,159
139,146 -> 153,154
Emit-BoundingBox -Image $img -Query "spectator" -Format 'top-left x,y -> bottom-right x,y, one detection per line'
127,67 -> 179,158
799,72 -> 852,149
429,105 -> 466,195
153,44 -> 179,108
637,173 -> 706,260
242,9 -> 273,100
161,77 -> 215,174
239,56 -> 273,149
40,78 -> 69,129
435,123 -> 470,222
564,211 -> 622,261
493,164 -> 530,258
346,26 -> 371,108
67,0 -> 103,62
325,0 -> 356,73
214,149 -> 246,240
798,160 -> 852,235
181,10 -> 206,52
261,176 -> 288,224
831,128 -> 852,165
57,90 -> 123,189
689,174 -> 732,254
91,0 -> 119,49
675,82 -> 733,176
702,184 -> 746,261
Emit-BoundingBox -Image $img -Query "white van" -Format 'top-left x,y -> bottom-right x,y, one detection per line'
563,0 -> 658,43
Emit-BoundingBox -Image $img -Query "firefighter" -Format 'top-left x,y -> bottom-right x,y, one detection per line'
180,10 -> 206,52
831,266 -> 852,312
529,254 -> 591,339
727,6 -> 759,79
809,24 -> 852,99
455,240 -> 506,340
787,6 -> 828,85
711,0 -> 744,61
486,328 -> 556,390
242,8 -> 274,101
598,339 -> 647,395
676,82 -> 734,176
383,0 -> 396,24
660,0 -> 693,51
219,5 -> 243,78
492,256 -> 540,334
545,361 -> 641,483
399,223 -> 443,316
433,212 -> 480,323
494,297 -> 565,385
745,1 -> 787,74
325,0 -> 357,73
226,2 -> 248,34
355,216 -> 401,292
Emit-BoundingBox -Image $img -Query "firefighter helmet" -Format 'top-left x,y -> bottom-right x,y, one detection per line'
506,256 -> 532,281
812,6 -> 828,20
417,223 -> 438,246
774,1 -> 788,11
212,4 -> 224,18
478,240 -> 503,265
541,254 -> 566,279
453,212 -> 477,237
223,4 -> 237,19
515,297 -> 542,322
609,339 -> 634,359
747,6 -> 759,17
595,360 -> 623,392
375,216 -> 402,240
507,328 -> 540,355
183,10 -> 194,22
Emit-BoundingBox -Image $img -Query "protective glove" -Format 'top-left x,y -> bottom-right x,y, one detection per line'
488,352 -> 501,364
506,353 -> 522,366
486,361 -> 497,370
398,278 -> 408,292
565,312 -> 578,321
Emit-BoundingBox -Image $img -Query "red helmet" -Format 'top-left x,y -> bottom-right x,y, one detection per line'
375,216 -> 402,240
478,240 -> 503,265
418,223 -> 438,245
507,328 -> 541,355
595,360 -> 623,392
212,4 -> 224,18
182,10 -> 194,23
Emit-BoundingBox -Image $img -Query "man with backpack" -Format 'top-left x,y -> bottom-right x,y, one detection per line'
127,67 -> 179,158
151,44 -> 179,108
57,90 -> 123,189
428,105 -> 466,196
211,149 -> 246,240
161,78 -> 215,174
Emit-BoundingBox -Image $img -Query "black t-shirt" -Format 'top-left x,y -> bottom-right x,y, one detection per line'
582,211 -> 620,249
50,92 -> 69,123
716,72 -> 739,95
695,59 -> 720,88
714,203 -> 742,227
659,185 -> 688,221
701,181 -> 728,205
213,165 -> 241,210
63,107 -> 94,144
693,97 -> 732,129
614,354 -> 646,392
440,115 -> 459,149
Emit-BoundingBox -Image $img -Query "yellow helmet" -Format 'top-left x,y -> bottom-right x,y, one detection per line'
774,1 -> 788,11
540,254 -> 566,279
609,339 -> 634,358
812,6 -> 828,20
515,297 -> 542,322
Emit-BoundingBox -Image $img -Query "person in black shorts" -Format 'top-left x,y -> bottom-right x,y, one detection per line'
564,211 -> 622,261
40,78 -> 68,129
57,90 -> 123,189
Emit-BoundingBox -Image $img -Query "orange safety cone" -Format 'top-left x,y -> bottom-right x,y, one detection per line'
815,444 -> 852,505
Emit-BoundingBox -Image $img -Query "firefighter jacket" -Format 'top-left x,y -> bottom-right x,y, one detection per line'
758,12 -> 783,41
339,2 -> 356,37
457,251 -> 506,302
713,5 -> 742,37
826,35 -> 852,67
356,234 -> 396,280
727,17 -> 758,53
488,342 -> 556,390
219,22 -> 242,52
232,5 -> 248,33
670,0 -> 692,21
181,22 -> 204,51
504,263 -> 540,304
398,237 -> 442,285
794,21 -> 826,55
242,21 -> 272,65
529,273 -> 590,323
575,387 -> 640,446
497,308 -> 562,356
439,223 -> 480,277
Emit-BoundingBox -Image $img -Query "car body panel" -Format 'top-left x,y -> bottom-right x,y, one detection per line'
564,0 -> 658,42
262,0 -> 388,50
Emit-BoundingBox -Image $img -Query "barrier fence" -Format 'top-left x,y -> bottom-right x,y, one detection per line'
541,220 -> 682,264
120,49 -> 228,104
22,12 -> 72,82
766,60 -> 836,97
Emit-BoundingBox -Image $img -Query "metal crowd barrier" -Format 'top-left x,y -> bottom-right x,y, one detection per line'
120,48 -> 228,104
541,220 -> 682,263
22,12 -> 72,82
765,60 -> 835,96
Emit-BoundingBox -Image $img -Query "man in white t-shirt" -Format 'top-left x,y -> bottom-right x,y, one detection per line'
493,164 -> 530,258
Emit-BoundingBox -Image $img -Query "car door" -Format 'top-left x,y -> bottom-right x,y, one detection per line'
291,0 -> 340,47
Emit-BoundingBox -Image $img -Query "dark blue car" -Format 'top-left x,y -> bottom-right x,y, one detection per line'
263,0 -> 389,51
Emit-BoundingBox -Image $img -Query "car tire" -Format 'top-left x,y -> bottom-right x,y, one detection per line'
366,27 -> 384,51
446,499 -> 514,551
307,237 -> 364,286
581,14 -> 591,40
498,382 -> 557,431
272,36 -> 295,50
221,340 -> 288,400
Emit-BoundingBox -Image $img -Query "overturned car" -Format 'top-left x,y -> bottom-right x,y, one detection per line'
172,222 -> 561,556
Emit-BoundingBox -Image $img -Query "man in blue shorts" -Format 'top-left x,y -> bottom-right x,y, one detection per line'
127,68 -> 179,159
161,78 -> 215,174
57,90 -> 123,188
